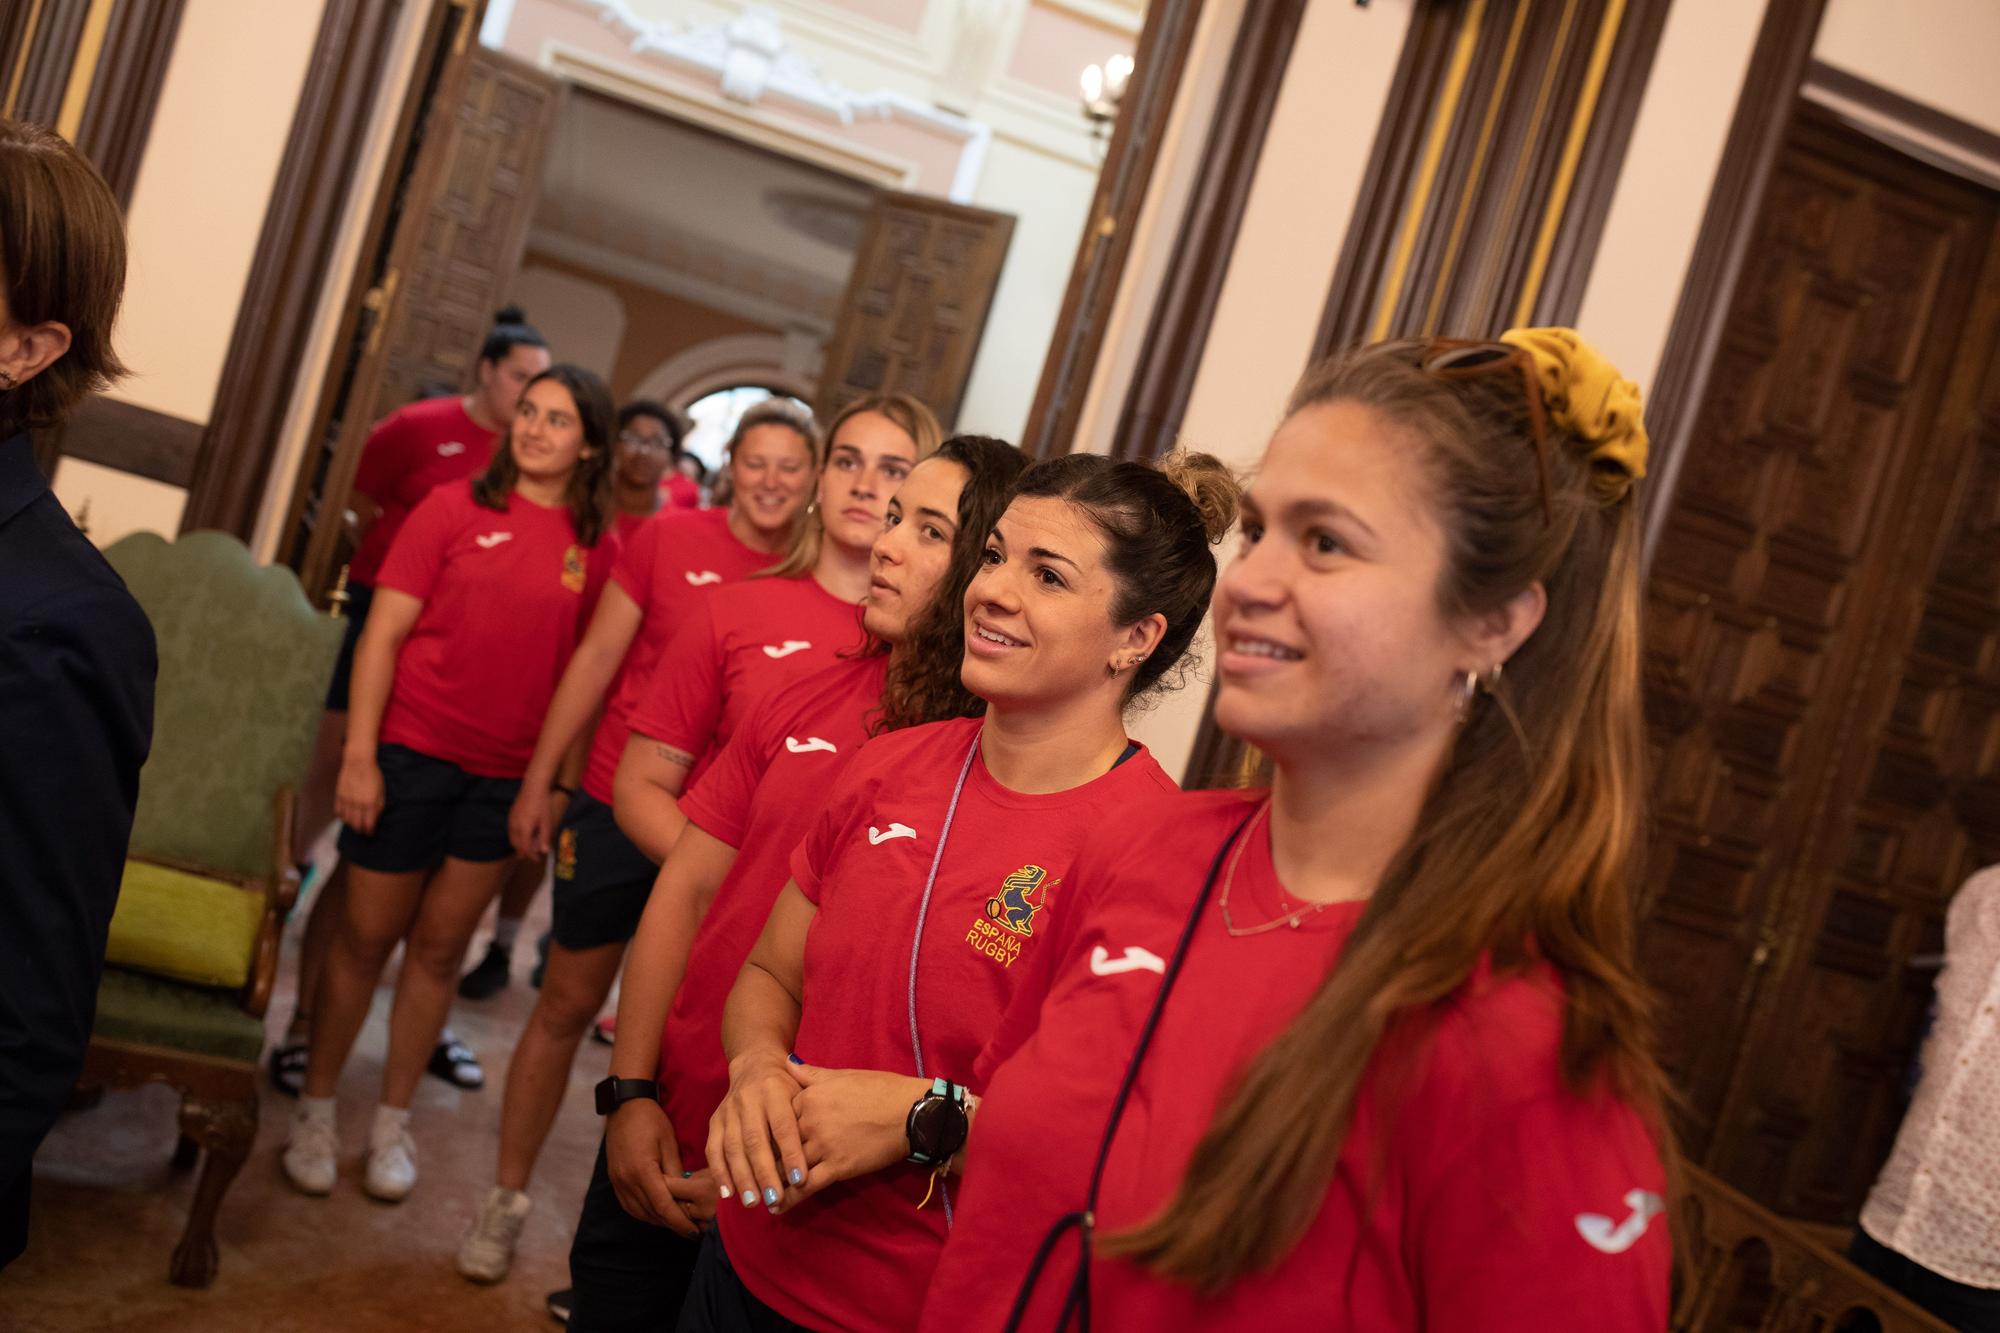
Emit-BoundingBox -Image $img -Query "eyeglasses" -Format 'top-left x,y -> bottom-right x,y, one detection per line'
619,430 -> 673,453
1420,339 -> 1552,523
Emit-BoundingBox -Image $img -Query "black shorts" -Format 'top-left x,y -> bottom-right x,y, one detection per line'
568,1136 -> 701,1332
676,1230 -> 806,1333
552,792 -> 658,950
324,580 -> 375,711
337,742 -> 520,873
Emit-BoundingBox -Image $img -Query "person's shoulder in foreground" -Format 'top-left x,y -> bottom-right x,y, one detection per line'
0,433 -> 156,1269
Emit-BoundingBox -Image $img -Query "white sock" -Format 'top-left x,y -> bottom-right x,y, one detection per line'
371,1104 -> 411,1144
297,1094 -> 335,1127
491,916 -> 523,953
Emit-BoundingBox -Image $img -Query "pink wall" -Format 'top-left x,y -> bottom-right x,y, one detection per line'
1008,4 -> 1134,100
820,0 -> 928,34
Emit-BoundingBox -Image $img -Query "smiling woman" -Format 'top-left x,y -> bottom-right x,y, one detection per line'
679,451 -> 1235,1333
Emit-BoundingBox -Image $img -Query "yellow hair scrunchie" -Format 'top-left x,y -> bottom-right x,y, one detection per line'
1498,327 -> 1648,506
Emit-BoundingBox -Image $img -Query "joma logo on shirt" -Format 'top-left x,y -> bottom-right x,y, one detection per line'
436,440 -> 467,457
967,865 -> 1056,969
762,640 -> 812,659
474,531 -> 512,549
785,736 -> 838,754
684,570 -> 723,587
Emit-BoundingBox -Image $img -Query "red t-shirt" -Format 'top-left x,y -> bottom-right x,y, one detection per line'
663,471 -> 702,510
919,789 -> 1671,1333
717,718 -> 1179,1333
579,508 -> 775,804
348,396 -> 499,585
661,655 -> 891,1169
623,575 -> 866,785
613,508 -> 656,542
375,484 -> 617,778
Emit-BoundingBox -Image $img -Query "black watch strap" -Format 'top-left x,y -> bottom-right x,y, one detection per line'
594,1075 -> 659,1116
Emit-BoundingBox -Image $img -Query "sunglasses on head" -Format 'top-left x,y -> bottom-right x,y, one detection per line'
1420,339 -> 1553,522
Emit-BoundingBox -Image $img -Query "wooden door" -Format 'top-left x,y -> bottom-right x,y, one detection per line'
1641,105 -> 2000,1220
287,41 -> 563,600
816,192 -> 1016,430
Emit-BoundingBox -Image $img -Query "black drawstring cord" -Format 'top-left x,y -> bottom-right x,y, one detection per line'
1000,806 -> 1260,1333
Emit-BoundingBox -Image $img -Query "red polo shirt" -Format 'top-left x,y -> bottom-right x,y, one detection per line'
348,395 -> 499,585
579,508 -> 775,804
919,788 -> 1671,1333
375,484 -> 616,778
624,575 -> 866,784
662,654 -> 891,1169
717,718 -> 1178,1333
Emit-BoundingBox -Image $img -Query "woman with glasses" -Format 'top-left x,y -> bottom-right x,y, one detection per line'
609,399 -> 685,539
919,331 -> 1672,1331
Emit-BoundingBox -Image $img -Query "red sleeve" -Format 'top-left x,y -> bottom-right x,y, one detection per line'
609,512 -> 659,605
786,753 -> 878,907
352,407 -> 416,504
679,701 -> 781,849
1408,1024 -> 1670,1330
373,487 -> 458,601
625,599 -> 724,757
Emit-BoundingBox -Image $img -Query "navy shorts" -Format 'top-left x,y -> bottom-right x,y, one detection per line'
551,792 -> 658,950
324,581 -> 375,712
337,743 -> 520,873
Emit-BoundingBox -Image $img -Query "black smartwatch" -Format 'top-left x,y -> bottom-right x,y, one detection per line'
904,1078 -> 969,1167
594,1075 -> 659,1116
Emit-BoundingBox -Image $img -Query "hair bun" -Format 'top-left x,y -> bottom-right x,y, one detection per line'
493,304 -> 529,327
1159,451 -> 1240,543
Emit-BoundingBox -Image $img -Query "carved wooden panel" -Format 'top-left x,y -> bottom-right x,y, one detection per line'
1643,106 -> 2000,1221
370,47 -> 564,414
816,192 -> 1015,430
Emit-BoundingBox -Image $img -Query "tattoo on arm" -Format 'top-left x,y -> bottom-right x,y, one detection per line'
653,742 -> 694,768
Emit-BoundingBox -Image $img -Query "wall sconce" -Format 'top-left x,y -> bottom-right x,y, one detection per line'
1080,51 -> 1134,147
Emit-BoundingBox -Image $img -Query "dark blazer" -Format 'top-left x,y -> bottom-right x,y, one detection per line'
0,433 -> 156,1269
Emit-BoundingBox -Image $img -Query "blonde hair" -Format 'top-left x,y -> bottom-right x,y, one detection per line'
763,393 -> 943,579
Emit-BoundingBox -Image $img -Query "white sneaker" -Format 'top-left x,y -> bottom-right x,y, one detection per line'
456,1186 -> 533,1282
363,1121 -> 418,1201
281,1109 -> 338,1196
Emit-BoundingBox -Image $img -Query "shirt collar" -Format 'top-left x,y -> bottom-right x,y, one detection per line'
0,432 -> 48,530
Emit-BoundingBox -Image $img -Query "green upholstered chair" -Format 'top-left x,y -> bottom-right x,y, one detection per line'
79,530 -> 341,1287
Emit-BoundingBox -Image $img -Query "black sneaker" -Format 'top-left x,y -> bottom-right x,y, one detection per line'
458,941 -> 511,1000
427,1034 -> 485,1089
546,1288 -> 572,1324
530,930 -> 550,989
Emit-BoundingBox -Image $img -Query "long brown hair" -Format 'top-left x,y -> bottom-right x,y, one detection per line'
763,392 -> 942,579
0,119 -> 128,436
1110,340 -> 1670,1288
875,434 -> 1029,730
472,364 -> 616,546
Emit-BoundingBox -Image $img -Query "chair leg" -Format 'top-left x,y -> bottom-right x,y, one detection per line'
168,1091 -> 257,1288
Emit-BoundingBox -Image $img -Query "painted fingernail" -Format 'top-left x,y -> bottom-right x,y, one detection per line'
682,1170 -> 695,1179
762,1186 -> 779,1206
789,1167 -> 804,1186
787,1052 -> 803,1065
741,1189 -> 759,1208
718,1184 -> 732,1200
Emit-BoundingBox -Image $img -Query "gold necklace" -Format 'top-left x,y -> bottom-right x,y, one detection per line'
1218,800 -> 1332,937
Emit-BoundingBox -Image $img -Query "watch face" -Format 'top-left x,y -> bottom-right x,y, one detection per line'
910,1095 -> 967,1159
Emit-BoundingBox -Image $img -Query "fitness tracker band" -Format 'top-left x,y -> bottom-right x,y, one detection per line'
593,1075 -> 659,1116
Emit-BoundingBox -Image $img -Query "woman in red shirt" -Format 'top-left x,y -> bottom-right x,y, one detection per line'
921,332 -> 1674,1332
562,435 -> 1028,1327
283,364 -> 618,1206
609,399 -> 682,541
271,307 -> 549,1094
452,397 -> 932,1285
681,453 -> 1239,1333
611,395 -> 944,863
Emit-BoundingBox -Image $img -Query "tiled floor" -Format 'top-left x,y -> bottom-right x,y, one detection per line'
0,882 -> 606,1331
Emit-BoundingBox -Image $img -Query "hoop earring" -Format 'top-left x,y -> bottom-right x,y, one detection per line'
1455,669 -> 1479,723
1482,660 -> 1504,693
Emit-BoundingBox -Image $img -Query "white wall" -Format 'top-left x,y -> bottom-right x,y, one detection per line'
1574,0 -> 1769,394
1816,0 -> 2000,135
61,0 -> 328,546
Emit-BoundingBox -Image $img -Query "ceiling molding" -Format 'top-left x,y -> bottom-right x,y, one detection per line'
525,223 -> 840,336
1038,0 -> 1144,38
